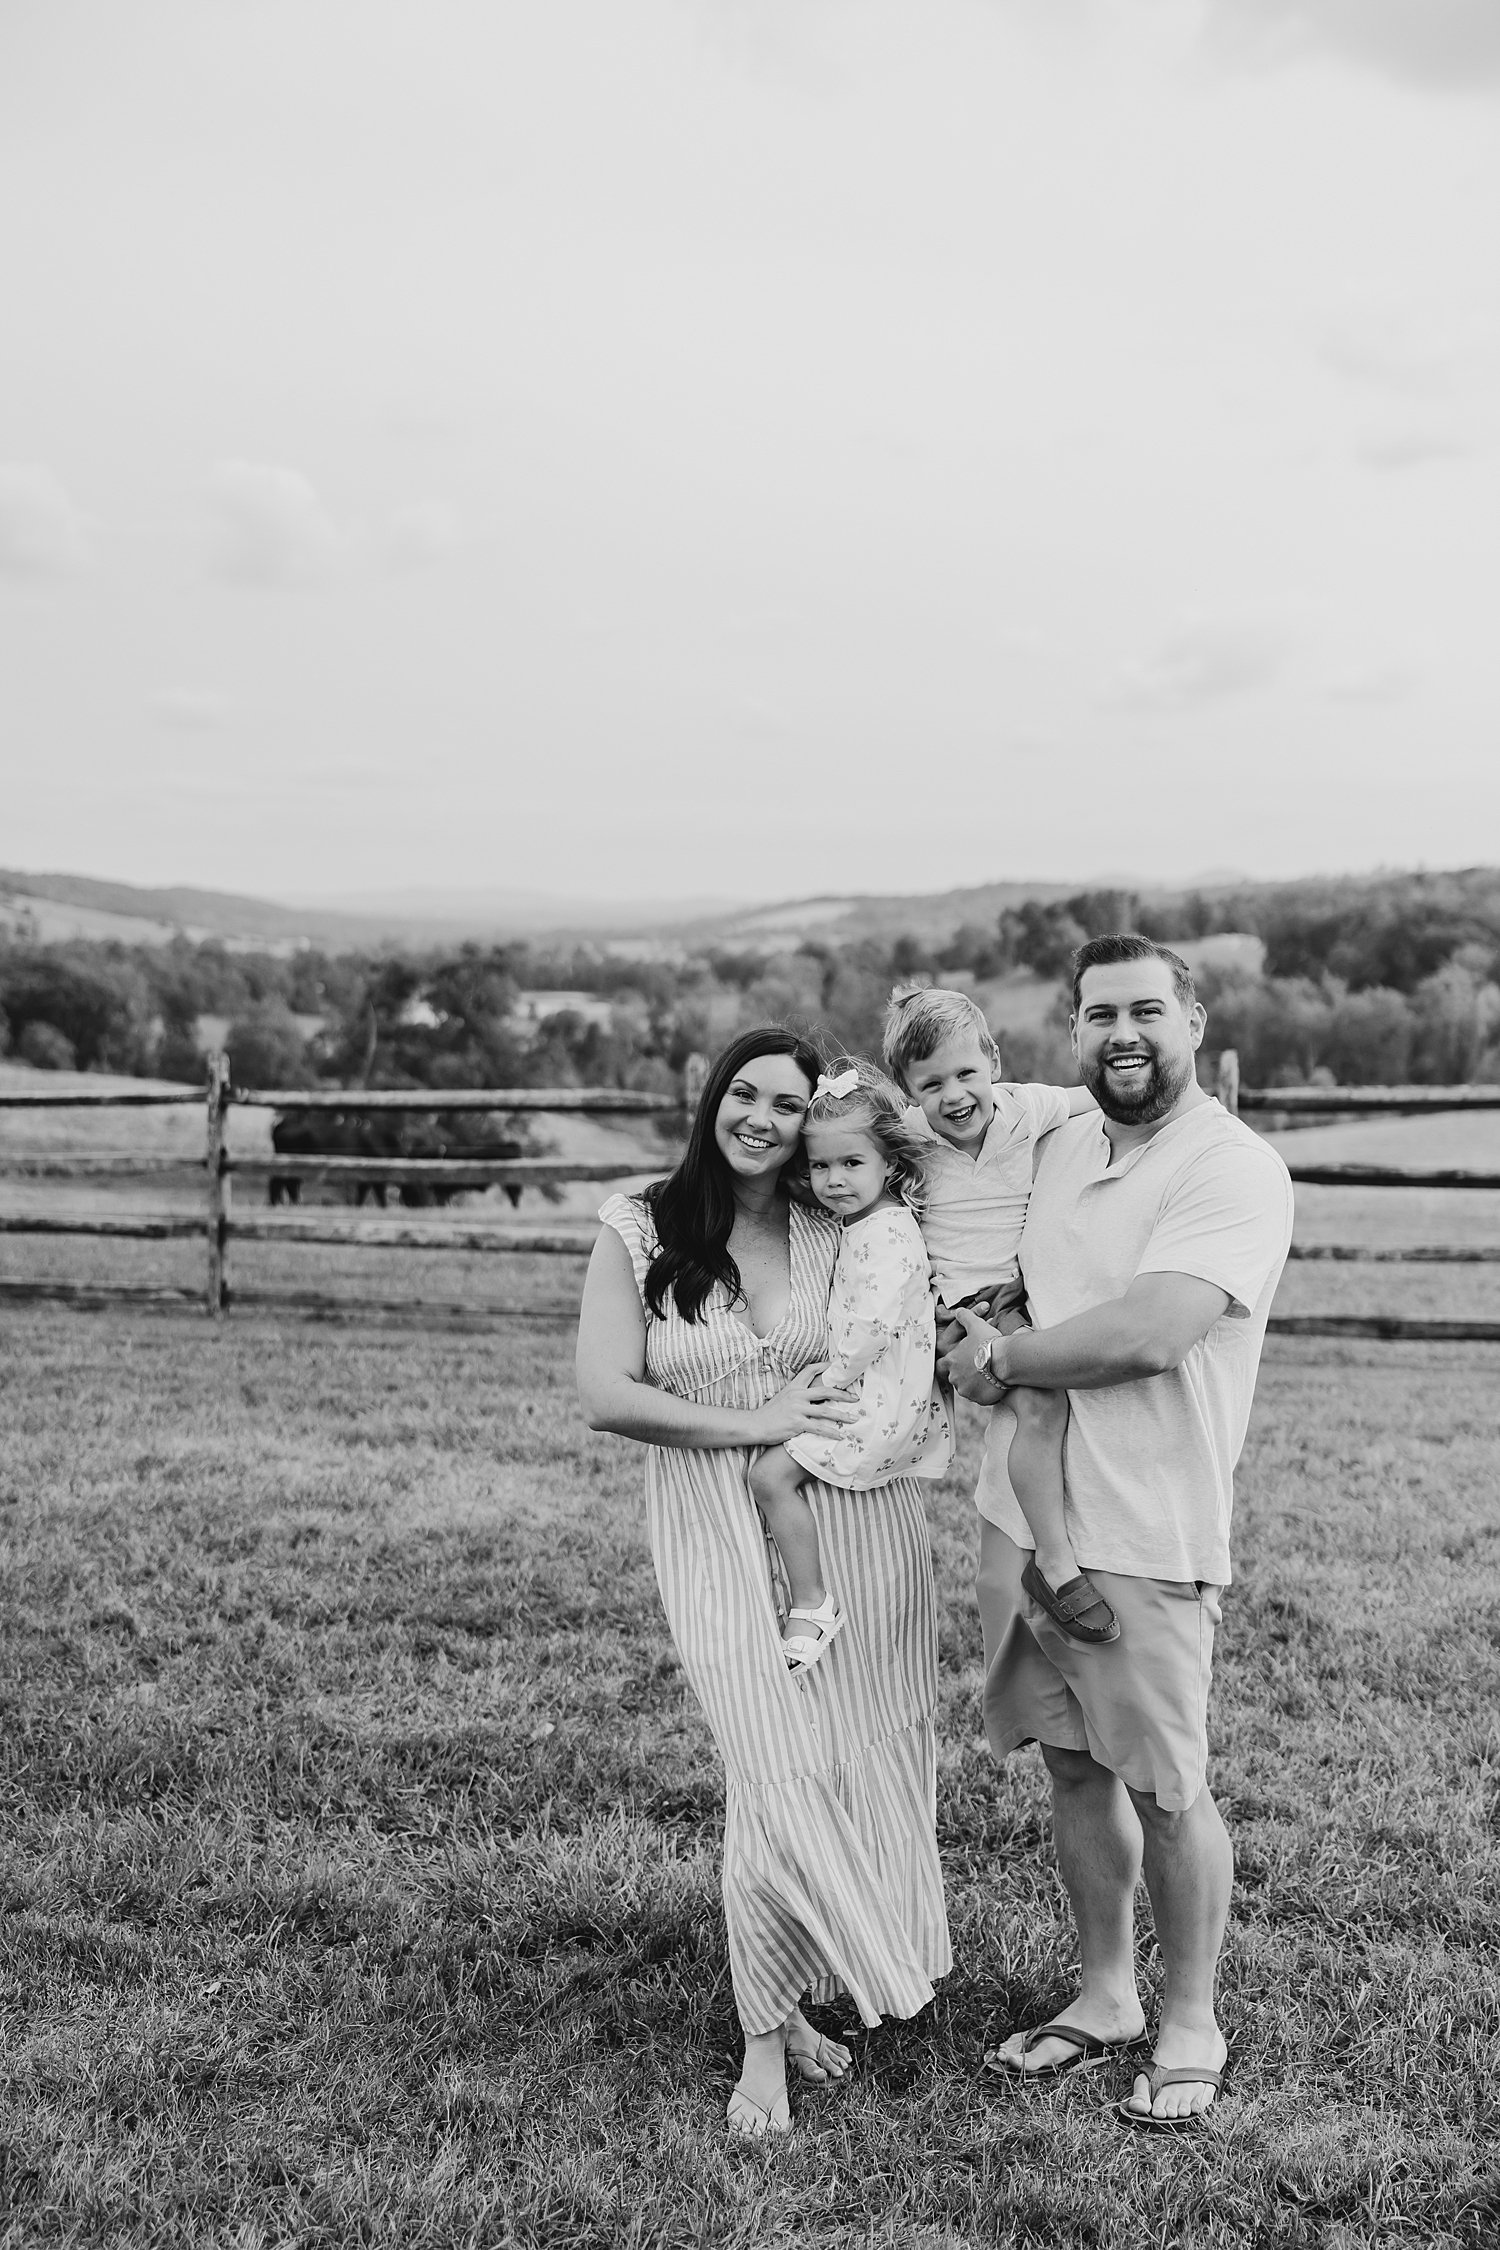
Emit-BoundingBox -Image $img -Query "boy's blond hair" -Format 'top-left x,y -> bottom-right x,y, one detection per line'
881,984 -> 1000,1090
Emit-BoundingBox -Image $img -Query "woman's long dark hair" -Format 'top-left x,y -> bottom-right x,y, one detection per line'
642,1026 -> 825,1322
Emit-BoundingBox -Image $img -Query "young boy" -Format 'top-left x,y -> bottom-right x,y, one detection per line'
883,984 -> 1118,1644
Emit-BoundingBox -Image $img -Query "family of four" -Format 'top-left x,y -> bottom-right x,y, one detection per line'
575,932 -> 1293,2140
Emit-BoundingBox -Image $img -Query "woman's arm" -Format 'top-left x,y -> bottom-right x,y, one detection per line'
576,1228 -> 858,1450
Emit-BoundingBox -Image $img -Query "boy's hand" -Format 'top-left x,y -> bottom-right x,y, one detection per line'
937,1276 -> 1026,1355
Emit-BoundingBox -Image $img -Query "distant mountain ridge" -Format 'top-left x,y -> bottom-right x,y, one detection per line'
691,879 -> 1085,948
7,862 -> 1488,959
0,869 -> 748,951
2,869 -> 362,945
1,865 -> 1111,953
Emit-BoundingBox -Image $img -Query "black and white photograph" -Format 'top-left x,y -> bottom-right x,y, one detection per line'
2,3 -> 1497,2242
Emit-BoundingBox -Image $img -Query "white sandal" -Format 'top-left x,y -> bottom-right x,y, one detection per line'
782,1594 -> 844,1675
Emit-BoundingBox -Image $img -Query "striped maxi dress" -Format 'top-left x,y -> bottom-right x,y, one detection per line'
600,1192 -> 951,2036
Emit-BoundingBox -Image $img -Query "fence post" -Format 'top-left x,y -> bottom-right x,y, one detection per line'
683,1052 -> 708,1125
205,1051 -> 231,1318
1216,1048 -> 1240,1115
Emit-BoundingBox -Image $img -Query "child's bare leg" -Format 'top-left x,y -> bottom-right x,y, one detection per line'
1007,1386 -> 1079,1591
749,1445 -> 826,1622
1009,1387 -> 1120,1642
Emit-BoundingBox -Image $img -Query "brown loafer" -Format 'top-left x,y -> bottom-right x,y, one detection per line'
1021,1558 -> 1121,1644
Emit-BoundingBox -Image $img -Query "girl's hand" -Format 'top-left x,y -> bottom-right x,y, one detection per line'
743,1367 -> 859,1447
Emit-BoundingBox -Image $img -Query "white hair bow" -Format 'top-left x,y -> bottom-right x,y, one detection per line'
814,1066 -> 861,1099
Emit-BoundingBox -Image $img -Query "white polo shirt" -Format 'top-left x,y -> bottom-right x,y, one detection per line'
911,1082 -> 1073,1303
974,1097 -> 1294,1586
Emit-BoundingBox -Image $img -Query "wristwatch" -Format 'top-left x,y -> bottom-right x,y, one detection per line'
973,1339 -> 995,1375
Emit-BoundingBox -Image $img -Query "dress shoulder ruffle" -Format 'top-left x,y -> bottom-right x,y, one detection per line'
598,1190 -> 657,1297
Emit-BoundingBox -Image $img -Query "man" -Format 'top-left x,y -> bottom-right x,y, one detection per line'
939,933 -> 1293,2129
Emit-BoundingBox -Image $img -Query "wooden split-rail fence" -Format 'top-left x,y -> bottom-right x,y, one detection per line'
0,1056 -> 705,1321
1,1049 -> 1499,1340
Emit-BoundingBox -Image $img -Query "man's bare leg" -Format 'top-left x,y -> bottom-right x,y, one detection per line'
1122,1783 -> 1231,2121
991,1744 -> 1147,2073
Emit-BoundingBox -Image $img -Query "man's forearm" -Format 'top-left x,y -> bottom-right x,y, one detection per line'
991,1298 -> 1179,1391
942,1272 -> 1233,1403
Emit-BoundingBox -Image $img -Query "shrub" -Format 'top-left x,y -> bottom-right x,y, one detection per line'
0,949 -> 155,1072
224,1002 -> 310,1091
1321,986 -> 1413,1085
17,1020 -> 77,1070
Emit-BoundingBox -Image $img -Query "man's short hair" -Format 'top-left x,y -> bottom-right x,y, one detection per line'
882,983 -> 1000,1087
1070,934 -> 1197,1017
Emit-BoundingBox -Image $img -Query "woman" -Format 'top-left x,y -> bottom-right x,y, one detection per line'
576,1027 -> 951,2138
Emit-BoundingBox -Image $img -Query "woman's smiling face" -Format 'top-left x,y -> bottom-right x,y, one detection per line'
713,1053 -> 814,1180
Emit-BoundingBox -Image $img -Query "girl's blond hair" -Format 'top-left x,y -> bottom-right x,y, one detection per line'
801,1055 -> 933,1211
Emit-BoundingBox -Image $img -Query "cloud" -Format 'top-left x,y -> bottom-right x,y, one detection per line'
382,500 -> 460,572
1202,0 -> 1500,90
1111,620 -> 1288,711
154,686 -> 229,731
0,464 -> 93,578
1320,321 -> 1460,400
1357,428 -> 1474,470
1324,661 -> 1421,703
727,700 -> 792,744
301,766 -> 405,793
205,461 -> 339,587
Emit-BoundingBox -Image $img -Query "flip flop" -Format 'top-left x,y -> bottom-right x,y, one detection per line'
1020,1559 -> 1121,1645
726,2082 -> 791,2140
984,2021 -> 1150,2081
785,2027 -> 853,2084
1116,2062 -> 1224,2132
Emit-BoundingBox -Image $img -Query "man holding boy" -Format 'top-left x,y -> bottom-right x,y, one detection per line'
940,934 -> 1293,2129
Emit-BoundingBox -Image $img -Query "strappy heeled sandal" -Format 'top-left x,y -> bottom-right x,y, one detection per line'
781,1593 -> 845,1675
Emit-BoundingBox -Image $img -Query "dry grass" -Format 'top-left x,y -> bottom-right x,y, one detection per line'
0,1292 -> 1497,2247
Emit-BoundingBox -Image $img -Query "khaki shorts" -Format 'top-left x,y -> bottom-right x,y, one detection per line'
976,1524 -> 1223,1813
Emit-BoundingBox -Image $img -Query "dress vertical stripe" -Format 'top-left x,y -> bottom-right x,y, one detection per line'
599,1192 -> 952,2035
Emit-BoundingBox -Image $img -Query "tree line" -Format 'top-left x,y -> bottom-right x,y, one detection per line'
4,865 -> 1500,1093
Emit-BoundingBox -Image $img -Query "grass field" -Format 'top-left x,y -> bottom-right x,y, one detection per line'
1,1282 -> 1497,2248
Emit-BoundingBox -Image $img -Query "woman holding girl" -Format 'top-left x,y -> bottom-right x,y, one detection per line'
576,1029 -> 951,2138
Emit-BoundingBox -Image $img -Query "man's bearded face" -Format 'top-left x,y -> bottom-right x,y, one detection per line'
1073,959 -> 1203,1126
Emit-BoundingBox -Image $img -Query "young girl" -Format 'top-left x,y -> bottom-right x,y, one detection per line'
749,1059 -> 953,1673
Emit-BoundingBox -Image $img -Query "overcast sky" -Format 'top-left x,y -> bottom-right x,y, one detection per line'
2,0 -> 1498,910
